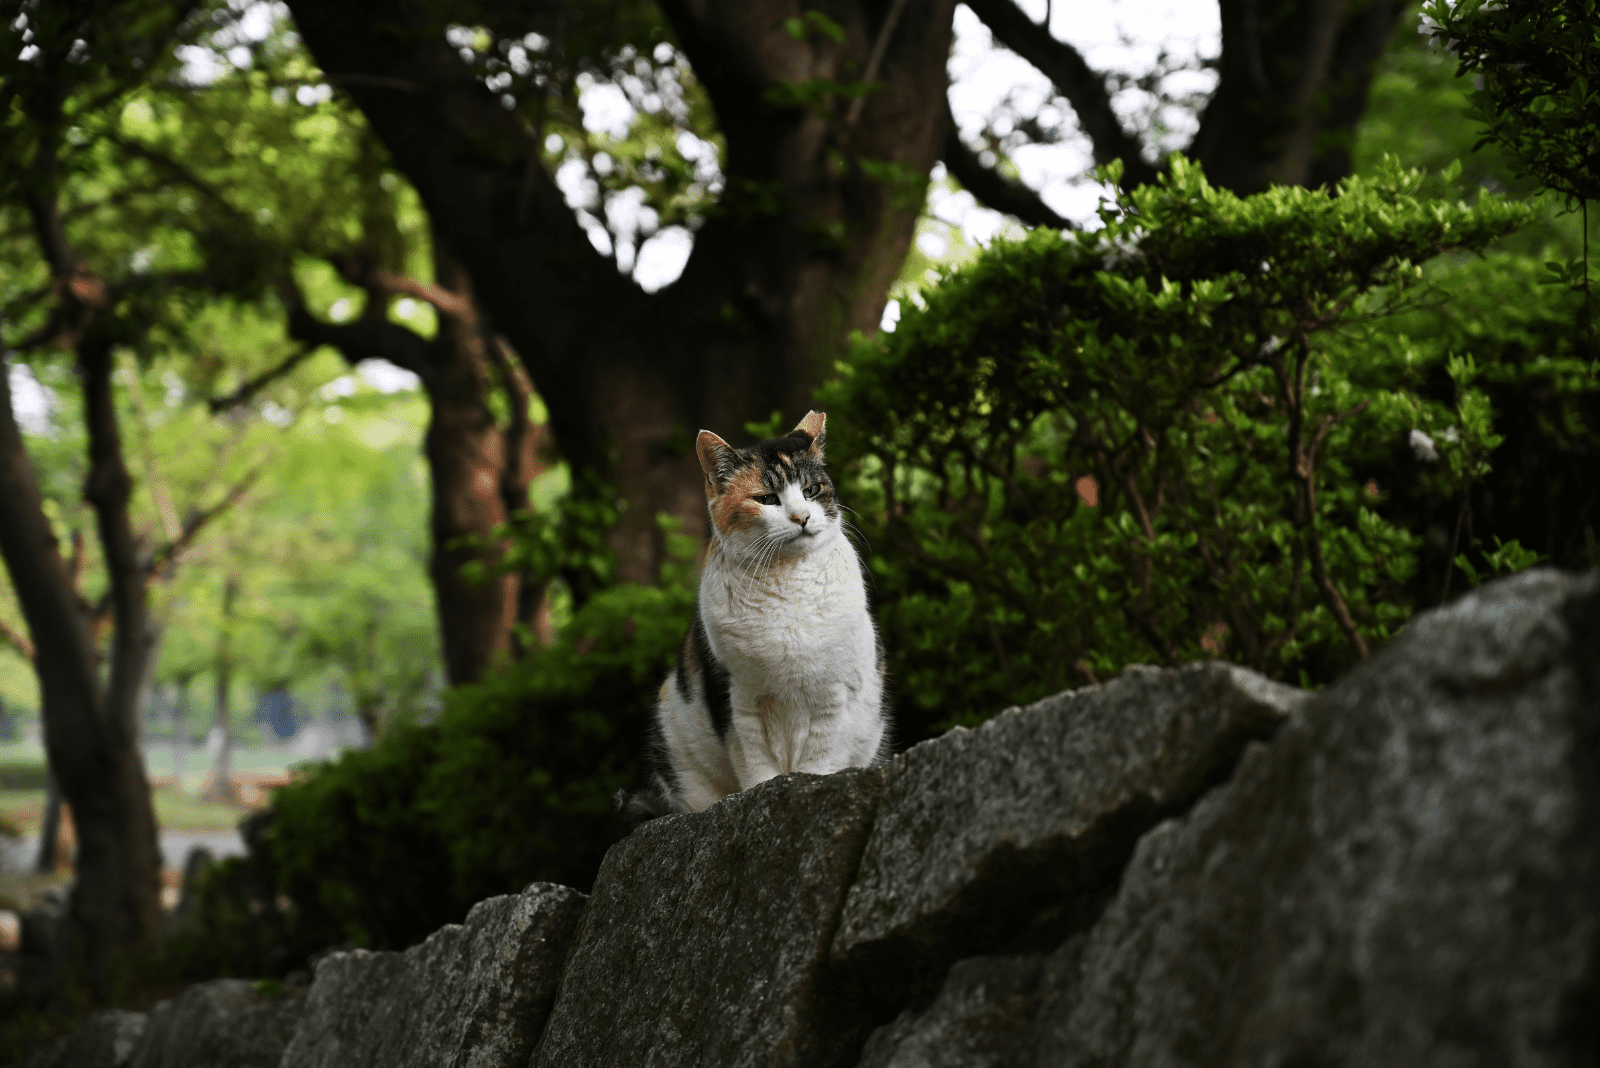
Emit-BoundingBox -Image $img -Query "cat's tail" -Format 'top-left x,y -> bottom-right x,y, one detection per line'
613,780 -> 672,828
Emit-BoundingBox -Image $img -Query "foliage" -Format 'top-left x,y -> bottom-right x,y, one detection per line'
1420,0 -> 1600,206
1420,0 -> 1600,339
821,157 -> 1535,735
257,514 -> 697,950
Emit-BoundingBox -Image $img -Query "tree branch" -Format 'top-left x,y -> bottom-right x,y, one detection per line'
88,468 -> 262,628
208,344 -> 316,414
77,332 -> 150,742
284,0 -> 623,387
0,617 -> 35,661
287,295 -> 435,386
942,116 -> 1073,229
963,0 -> 1158,187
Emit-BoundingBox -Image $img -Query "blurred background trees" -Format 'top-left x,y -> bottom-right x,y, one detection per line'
0,0 -> 1595,1035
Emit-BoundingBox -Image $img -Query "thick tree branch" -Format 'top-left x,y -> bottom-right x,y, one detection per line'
285,1 -> 625,388
963,0 -> 1158,187
0,343 -> 104,767
943,118 -> 1073,229
287,295 -> 436,386
367,270 -> 473,319
78,332 -> 150,743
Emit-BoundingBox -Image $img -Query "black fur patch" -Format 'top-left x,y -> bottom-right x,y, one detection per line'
690,606 -> 733,739
739,431 -> 840,518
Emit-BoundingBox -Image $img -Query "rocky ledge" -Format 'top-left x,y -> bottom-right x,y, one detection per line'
27,569 -> 1600,1068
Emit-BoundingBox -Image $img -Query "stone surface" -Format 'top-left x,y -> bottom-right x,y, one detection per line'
22,1010 -> 145,1068
533,767 -> 888,1068
278,881 -> 586,1068
863,569 -> 1600,1067
126,979 -> 303,1068
28,570 -> 1599,1068
855,952 -> 1053,1068
833,661 -> 1302,999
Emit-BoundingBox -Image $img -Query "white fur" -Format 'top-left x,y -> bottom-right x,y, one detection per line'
655,478 -> 885,813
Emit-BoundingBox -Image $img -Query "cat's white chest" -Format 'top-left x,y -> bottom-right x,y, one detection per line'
702,539 -> 871,681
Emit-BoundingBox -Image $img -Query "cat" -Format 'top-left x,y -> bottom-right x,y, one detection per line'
625,410 -> 889,817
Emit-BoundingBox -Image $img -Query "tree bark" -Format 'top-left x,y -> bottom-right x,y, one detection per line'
208,576 -> 237,804
966,0 -> 1404,195
286,0 -> 956,581
285,228 -> 551,684
0,343 -> 163,975
1190,0 -> 1406,192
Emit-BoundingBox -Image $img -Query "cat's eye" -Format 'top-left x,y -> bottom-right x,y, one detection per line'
803,482 -> 822,499
753,493 -> 780,506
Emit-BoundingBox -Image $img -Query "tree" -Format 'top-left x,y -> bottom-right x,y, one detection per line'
0,0 -> 204,975
112,15 -> 553,684
283,0 -> 1407,579
1421,0 -> 1599,344
0,0 -> 289,975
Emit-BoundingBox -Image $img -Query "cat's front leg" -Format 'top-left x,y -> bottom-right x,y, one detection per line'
725,694 -> 790,790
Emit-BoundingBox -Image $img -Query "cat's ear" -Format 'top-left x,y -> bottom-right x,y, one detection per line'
791,410 -> 826,454
696,430 -> 741,491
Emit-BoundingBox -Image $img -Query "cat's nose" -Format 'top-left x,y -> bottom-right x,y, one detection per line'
790,511 -> 809,528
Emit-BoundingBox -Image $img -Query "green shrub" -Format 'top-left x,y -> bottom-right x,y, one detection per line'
258,515 -> 697,950
242,158 -> 1597,955
822,157 -> 1551,739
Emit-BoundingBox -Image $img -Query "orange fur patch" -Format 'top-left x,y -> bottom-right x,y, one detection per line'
710,466 -> 765,533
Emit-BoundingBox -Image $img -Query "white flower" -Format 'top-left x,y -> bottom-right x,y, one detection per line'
1409,428 -> 1439,462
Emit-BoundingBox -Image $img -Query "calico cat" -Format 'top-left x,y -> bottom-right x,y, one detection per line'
629,411 -> 888,816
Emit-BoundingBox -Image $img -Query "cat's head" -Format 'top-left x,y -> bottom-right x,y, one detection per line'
695,411 -> 842,561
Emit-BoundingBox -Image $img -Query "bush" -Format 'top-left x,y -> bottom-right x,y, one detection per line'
257,516 -> 698,950
238,158 -> 1598,954
821,157 -> 1558,739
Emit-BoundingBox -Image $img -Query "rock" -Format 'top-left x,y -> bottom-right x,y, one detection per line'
855,952 -> 1053,1068
868,569 -> 1600,1067
126,979 -> 302,1068
833,661 -> 1302,1000
533,767 -> 887,1068
21,1010 -> 145,1068
279,881 -> 586,1068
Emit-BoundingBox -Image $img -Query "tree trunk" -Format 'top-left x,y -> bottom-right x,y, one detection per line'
289,0 -> 1404,579
208,577 -> 237,804
286,226 -> 550,683
35,770 -> 61,874
286,0 -> 955,581
422,245 -> 548,681
0,342 -> 163,978
1190,0 -> 1407,193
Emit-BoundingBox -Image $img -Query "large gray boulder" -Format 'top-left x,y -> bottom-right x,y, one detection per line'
834,661 -> 1303,1001
278,881 -> 586,1068
127,979 -> 303,1068
532,767 -> 887,1068
862,569 -> 1600,1068
21,1010 -> 145,1068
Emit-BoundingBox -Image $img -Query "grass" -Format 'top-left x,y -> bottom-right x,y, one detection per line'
0,790 -> 44,836
0,786 -> 251,836
151,788 -> 252,833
